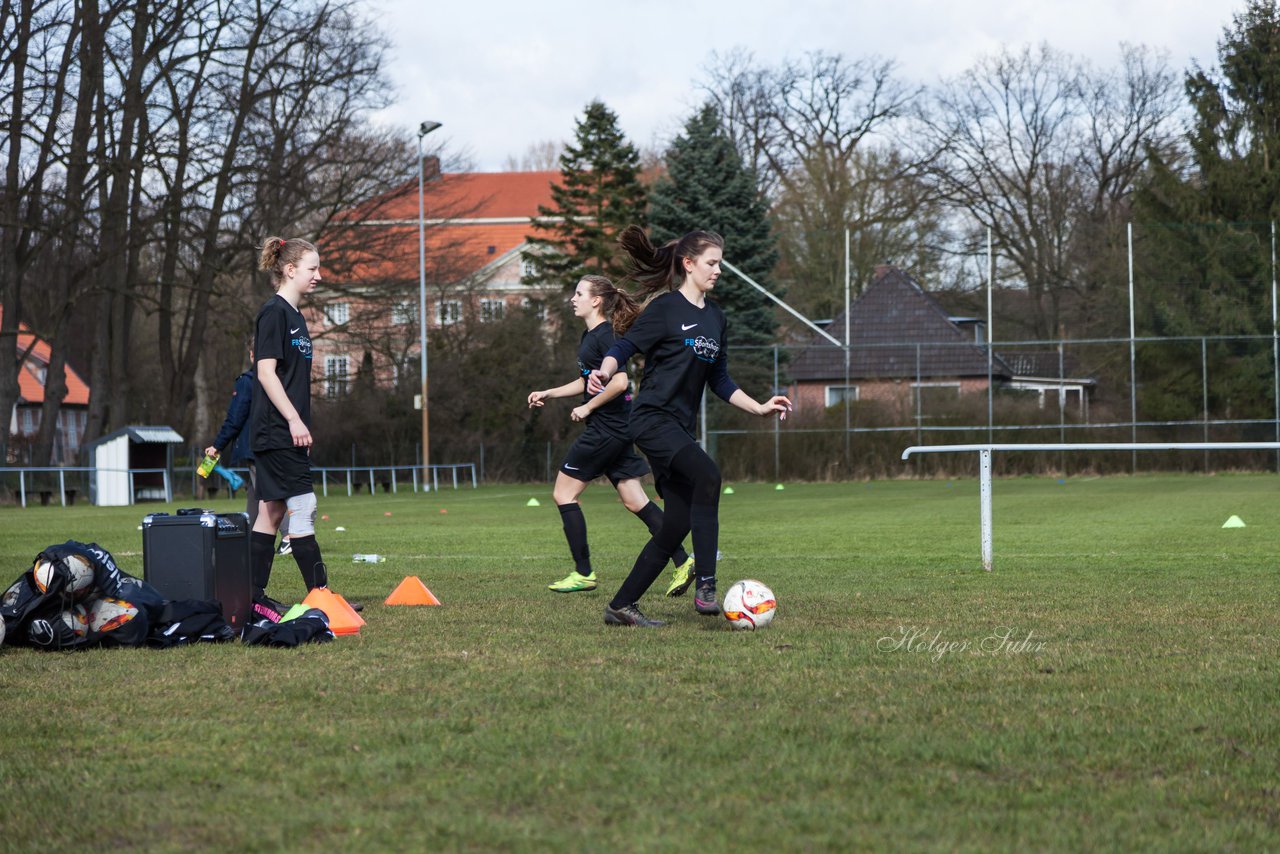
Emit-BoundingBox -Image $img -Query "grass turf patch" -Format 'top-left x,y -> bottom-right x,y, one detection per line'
0,475 -> 1277,851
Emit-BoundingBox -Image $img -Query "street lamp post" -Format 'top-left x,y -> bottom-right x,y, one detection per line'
417,120 -> 442,482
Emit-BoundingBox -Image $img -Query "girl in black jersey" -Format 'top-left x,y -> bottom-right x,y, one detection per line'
528,275 -> 694,593
589,226 -> 792,627
247,236 -> 345,618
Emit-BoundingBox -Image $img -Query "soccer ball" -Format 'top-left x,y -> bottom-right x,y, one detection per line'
87,597 -> 140,634
722,579 -> 777,630
60,604 -> 90,638
0,616 -> 6,646
33,555 -> 95,598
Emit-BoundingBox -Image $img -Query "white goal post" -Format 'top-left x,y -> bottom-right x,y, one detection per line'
899,442 -> 1280,571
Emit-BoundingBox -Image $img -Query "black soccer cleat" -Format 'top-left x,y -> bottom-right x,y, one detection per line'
603,603 -> 666,628
694,583 -> 720,616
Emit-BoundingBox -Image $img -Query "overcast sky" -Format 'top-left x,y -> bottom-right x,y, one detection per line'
369,0 -> 1244,171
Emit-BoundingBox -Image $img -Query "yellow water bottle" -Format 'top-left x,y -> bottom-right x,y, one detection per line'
197,450 -> 219,478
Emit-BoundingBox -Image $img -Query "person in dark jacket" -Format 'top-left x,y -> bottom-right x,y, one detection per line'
205,345 -> 290,546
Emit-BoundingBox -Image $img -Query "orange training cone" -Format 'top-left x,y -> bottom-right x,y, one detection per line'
302,587 -> 362,635
330,591 -> 367,628
385,576 -> 441,606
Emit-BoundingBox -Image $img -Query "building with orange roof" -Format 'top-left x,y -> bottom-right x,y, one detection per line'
1,305 -> 91,464
311,167 -> 560,396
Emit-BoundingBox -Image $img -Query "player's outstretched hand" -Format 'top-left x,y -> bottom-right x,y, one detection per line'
570,405 -> 590,422
528,390 -> 547,408
758,395 -> 794,420
586,369 -> 609,395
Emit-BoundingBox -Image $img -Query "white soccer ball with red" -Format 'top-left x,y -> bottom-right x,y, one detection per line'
722,579 -> 777,630
33,554 -> 95,598
87,597 -> 140,634
60,604 -> 90,638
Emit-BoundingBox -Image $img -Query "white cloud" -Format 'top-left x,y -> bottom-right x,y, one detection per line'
368,0 -> 1242,170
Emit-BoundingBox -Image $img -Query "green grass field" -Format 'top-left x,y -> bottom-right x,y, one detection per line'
1,475 -> 1277,851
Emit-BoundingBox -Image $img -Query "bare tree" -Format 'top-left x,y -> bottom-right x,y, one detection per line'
0,0 -> 84,464
919,43 -> 1179,338
503,139 -> 562,172
700,50 -> 944,317
0,0 -> 428,463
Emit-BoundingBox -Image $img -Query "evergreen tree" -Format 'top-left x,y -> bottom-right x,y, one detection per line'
523,101 -> 648,290
1138,0 -> 1280,335
648,103 -> 781,398
1135,0 -> 1280,422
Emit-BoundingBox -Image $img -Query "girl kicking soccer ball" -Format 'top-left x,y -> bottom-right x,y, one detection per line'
528,275 -> 694,593
589,227 -> 792,627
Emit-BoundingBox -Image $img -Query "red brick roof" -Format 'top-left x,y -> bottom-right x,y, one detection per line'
0,305 -> 91,405
326,171 -> 558,286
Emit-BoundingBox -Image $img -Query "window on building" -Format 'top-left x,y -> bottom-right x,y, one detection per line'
392,301 -> 417,325
520,255 -> 538,280
437,300 -> 462,326
325,302 -> 350,326
521,297 -> 547,321
480,298 -> 506,323
325,302 -> 350,325
825,385 -> 859,407
324,355 -> 350,397
911,381 -> 961,412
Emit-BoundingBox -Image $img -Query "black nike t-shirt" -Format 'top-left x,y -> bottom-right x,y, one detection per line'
623,291 -> 734,435
250,295 -> 313,452
577,321 -> 631,439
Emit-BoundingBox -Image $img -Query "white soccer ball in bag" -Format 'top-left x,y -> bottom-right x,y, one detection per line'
87,597 -> 139,634
33,554 -> 95,598
60,604 -> 90,638
722,579 -> 777,630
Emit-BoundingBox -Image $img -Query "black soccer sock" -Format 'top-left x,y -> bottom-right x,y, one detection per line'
671,443 -> 722,586
610,540 -> 673,609
250,531 -> 276,596
289,535 -> 328,590
634,501 -> 690,567
690,504 -> 720,586
610,486 -> 692,608
557,502 -> 592,575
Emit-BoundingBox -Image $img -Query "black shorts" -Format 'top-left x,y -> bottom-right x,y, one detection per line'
254,446 -> 314,502
631,416 -> 699,496
560,423 -> 649,486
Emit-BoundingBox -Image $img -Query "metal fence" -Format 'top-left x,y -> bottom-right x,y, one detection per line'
701,333 -> 1280,480
8,329 -> 1280,494
0,463 -> 476,508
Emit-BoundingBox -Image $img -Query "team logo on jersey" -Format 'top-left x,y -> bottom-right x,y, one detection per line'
292,335 -> 312,359
684,335 -> 720,363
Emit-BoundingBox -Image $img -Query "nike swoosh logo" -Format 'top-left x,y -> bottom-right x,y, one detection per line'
681,323 -> 697,330
564,465 -> 579,470
290,327 -> 301,334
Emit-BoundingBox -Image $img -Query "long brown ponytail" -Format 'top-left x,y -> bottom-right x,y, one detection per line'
258,236 -> 318,287
618,225 -> 724,300
580,274 -> 642,334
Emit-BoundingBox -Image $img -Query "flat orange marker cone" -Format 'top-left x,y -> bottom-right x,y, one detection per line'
330,591 -> 367,627
302,587 -> 362,635
385,576 -> 441,606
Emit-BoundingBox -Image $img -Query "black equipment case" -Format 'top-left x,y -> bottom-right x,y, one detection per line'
141,509 -> 252,629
